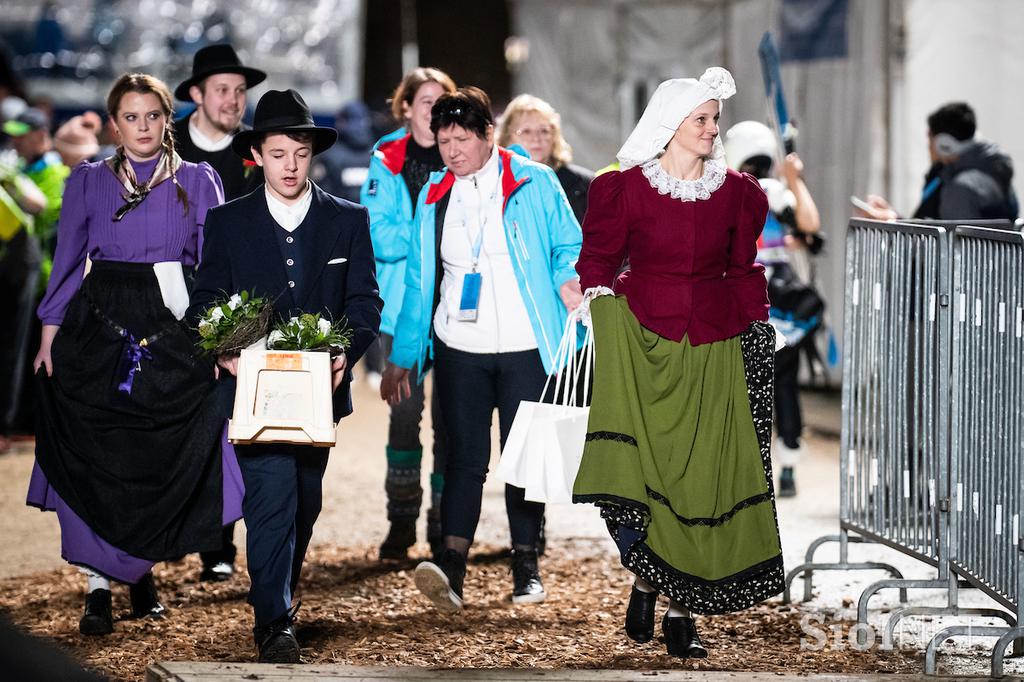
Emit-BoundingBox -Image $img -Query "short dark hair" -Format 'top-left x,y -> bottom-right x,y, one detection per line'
430,87 -> 493,139
927,102 -> 976,142
255,131 -> 314,151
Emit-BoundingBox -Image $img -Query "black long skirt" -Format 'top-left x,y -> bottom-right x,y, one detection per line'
35,260 -> 225,561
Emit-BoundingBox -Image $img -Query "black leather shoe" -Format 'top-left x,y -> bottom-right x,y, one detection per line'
414,549 -> 466,613
625,586 -> 658,642
79,589 -> 113,636
254,604 -> 301,663
129,572 -> 166,619
663,614 -> 708,658
510,548 -> 546,604
200,561 -> 234,582
379,518 -> 417,561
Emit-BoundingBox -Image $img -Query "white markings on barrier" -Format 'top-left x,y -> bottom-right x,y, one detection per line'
848,450 -> 856,477
995,505 -> 1003,534
957,483 -> 964,512
1017,307 -> 1023,338
852,279 -> 860,306
999,302 -> 1006,333
1014,515 -> 1020,545
929,294 -> 936,322
972,491 -> 979,516
975,298 -> 982,327
873,283 -> 882,310
870,458 -> 878,488
928,479 -> 936,507
903,470 -> 910,498
959,294 -> 967,323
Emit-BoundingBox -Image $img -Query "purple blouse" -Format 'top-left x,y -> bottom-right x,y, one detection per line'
37,155 -> 224,325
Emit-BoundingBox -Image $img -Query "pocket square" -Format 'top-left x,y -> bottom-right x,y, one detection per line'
327,257 -> 348,265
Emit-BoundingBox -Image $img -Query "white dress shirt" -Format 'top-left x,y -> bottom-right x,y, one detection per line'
188,118 -> 235,152
265,181 -> 313,232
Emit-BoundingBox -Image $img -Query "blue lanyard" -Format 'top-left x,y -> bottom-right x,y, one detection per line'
455,172 -> 500,272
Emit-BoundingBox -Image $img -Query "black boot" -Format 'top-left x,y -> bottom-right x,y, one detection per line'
414,548 -> 466,613
379,518 -> 417,561
425,507 -> 443,562
625,586 -> 658,642
79,589 -> 113,636
779,466 -> 796,497
129,572 -> 166,619
663,614 -> 708,658
510,547 -> 546,604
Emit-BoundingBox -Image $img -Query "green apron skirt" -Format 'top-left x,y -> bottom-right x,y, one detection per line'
573,296 -> 784,614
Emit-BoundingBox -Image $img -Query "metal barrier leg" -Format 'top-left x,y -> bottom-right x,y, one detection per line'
853,578 -> 929,645
925,624 -> 1017,675
990,627 -> 1024,678
883,605 -> 1017,649
783,534 -> 905,603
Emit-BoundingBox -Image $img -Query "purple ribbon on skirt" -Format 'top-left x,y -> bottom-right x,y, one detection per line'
117,330 -> 152,394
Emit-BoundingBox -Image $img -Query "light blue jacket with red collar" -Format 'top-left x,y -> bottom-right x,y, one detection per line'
390,146 -> 583,376
360,128 -> 415,336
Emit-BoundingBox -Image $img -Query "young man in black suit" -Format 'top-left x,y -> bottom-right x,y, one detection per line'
188,89 -> 382,663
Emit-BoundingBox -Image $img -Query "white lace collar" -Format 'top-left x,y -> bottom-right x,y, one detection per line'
641,157 -> 726,202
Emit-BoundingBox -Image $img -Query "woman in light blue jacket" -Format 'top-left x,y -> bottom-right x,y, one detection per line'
360,67 -> 455,563
382,87 -> 583,614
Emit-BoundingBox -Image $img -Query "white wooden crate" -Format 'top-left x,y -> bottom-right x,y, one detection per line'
227,348 -> 337,447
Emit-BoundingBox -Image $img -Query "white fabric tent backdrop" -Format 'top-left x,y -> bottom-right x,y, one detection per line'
510,0 -> 1024,383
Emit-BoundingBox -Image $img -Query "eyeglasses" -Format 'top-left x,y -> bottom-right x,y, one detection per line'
514,126 -> 553,140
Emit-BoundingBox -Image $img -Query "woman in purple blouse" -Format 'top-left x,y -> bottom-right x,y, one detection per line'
27,73 -> 241,636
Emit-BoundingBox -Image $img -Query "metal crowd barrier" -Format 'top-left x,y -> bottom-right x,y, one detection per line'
924,226 -> 1024,674
784,219 -> 1022,675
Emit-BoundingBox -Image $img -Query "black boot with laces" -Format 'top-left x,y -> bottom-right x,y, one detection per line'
511,547 -> 546,604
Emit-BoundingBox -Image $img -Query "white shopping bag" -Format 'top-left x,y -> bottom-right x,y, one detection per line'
496,309 -> 594,504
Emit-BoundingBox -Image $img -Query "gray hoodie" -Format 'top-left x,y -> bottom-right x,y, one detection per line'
939,139 -> 1019,220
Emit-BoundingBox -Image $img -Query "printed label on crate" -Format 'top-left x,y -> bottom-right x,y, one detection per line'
266,353 -> 304,370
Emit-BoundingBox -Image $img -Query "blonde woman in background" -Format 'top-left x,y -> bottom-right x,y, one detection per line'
498,94 -> 594,223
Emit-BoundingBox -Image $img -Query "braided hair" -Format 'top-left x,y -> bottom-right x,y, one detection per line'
107,73 -> 189,215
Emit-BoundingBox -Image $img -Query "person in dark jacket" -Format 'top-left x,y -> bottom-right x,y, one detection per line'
311,100 -> 374,204
497,94 -> 594,223
860,102 -> 1018,222
173,44 -> 266,202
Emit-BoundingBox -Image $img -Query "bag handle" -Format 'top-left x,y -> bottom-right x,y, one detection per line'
540,308 -> 579,403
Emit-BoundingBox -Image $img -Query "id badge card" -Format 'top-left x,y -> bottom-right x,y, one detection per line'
458,272 -> 482,321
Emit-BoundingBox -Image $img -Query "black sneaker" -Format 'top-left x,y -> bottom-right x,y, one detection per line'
511,548 -> 546,604
779,466 -> 796,497
414,549 -> 465,613
200,561 -> 234,582
79,589 -> 113,636
379,518 -> 417,561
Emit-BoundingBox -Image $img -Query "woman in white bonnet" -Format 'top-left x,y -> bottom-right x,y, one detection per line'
573,67 -> 784,658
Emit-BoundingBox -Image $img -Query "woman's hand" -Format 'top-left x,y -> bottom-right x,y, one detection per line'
215,355 -> 239,380
33,325 -> 59,376
380,363 -> 412,406
856,194 -> 899,222
331,354 -> 349,392
560,278 -> 584,312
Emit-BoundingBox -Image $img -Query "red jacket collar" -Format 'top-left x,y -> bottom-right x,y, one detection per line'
376,133 -> 410,175
425,147 -> 529,210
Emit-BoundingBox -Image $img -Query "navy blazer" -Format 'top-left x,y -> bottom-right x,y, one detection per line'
187,182 -> 383,420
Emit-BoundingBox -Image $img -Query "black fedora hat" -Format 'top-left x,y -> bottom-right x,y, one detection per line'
232,89 -> 338,161
174,44 -> 267,102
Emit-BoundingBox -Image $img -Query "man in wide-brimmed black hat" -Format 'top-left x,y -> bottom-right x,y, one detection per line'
174,44 -> 266,202
188,89 -> 382,664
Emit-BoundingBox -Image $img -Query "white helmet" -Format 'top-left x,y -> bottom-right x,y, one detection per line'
723,120 -> 778,171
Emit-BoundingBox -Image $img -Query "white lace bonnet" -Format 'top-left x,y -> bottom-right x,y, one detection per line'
616,67 -> 737,170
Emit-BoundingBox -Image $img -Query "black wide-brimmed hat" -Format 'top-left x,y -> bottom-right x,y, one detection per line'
174,44 -> 267,102
231,89 -> 338,161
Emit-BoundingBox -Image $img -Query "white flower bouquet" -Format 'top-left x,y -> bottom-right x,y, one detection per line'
196,290 -> 273,355
266,313 -> 352,356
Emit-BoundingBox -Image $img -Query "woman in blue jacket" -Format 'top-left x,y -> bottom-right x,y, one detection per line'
361,67 -> 455,562
381,88 -> 583,614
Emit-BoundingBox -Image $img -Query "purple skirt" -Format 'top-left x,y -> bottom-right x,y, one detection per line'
26,424 -> 244,584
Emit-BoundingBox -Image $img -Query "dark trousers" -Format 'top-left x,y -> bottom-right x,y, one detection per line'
433,338 -> 546,546
774,343 -> 803,449
0,236 -> 39,435
235,443 -> 329,626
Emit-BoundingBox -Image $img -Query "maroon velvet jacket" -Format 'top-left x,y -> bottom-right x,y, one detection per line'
576,165 -> 769,345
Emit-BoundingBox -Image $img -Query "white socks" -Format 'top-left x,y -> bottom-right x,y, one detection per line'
81,568 -> 110,593
633,577 -> 656,593
667,601 -> 691,618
